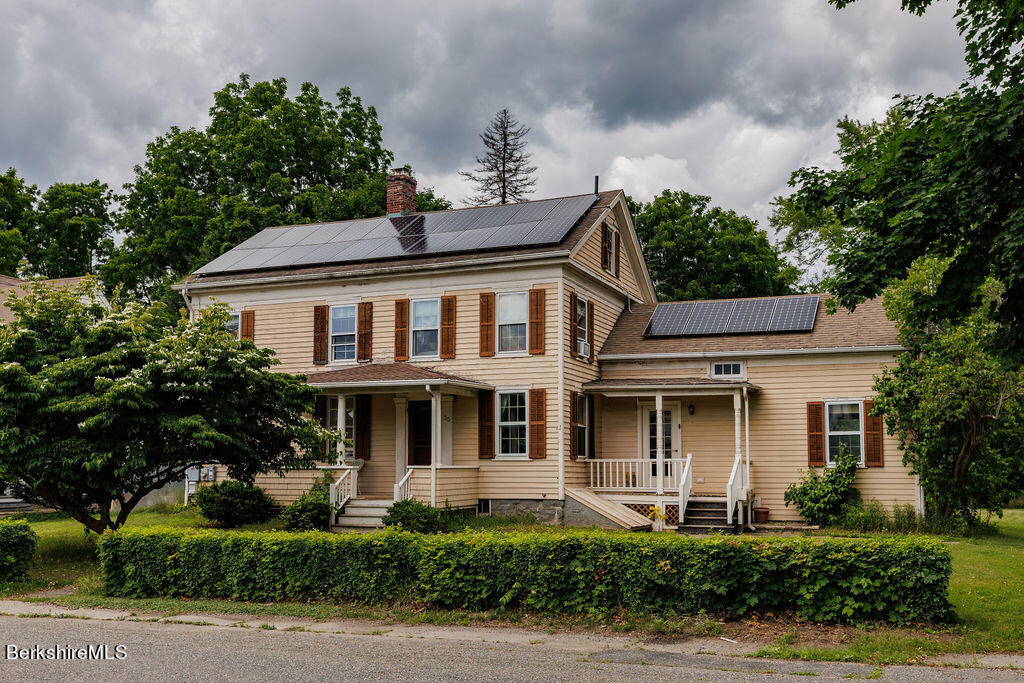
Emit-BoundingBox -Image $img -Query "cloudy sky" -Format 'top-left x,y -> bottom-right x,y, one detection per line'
3,0 -> 966,232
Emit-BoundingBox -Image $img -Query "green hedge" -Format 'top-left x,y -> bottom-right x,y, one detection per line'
98,527 -> 955,624
0,519 -> 38,582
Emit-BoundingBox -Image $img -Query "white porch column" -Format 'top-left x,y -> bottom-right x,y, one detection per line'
743,387 -> 750,490
655,392 -> 665,495
335,393 -> 347,462
429,386 -> 441,507
394,397 -> 408,486
441,395 -> 454,466
733,391 -> 742,463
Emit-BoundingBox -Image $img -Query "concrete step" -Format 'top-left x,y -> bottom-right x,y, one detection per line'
341,504 -> 390,517
677,524 -> 741,535
332,515 -> 385,528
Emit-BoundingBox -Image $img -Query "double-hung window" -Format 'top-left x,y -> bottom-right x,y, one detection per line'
411,299 -> 440,358
225,312 -> 241,340
330,305 -> 357,361
825,401 -> 863,466
575,394 -> 588,460
497,292 -> 528,353
327,396 -> 356,461
575,297 -> 590,357
497,390 -> 528,458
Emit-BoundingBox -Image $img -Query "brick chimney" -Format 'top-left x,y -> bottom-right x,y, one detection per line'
386,166 -> 417,216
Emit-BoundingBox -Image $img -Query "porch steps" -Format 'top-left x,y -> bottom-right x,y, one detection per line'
331,498 -> 392,531
677,498 -> 742,535
566,487 -> 653,531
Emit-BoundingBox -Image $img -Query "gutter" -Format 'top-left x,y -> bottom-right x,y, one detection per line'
598,345 -> 907,361
307,378 -> 492,391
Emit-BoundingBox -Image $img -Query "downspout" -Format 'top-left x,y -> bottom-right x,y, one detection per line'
180,279 -> 196,320
557,279 -> 566,500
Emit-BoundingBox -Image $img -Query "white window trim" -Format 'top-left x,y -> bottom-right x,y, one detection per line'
575,295 -> 590,358
495,388 -> 530,460
226,311 -> 241,340
329,303 -> 358,365
603,226 -> 618,275
709,360 -> 746,380
824,399 -> 866,467
576,393 -> 589,460
496,291 -> 529,355
410,297 -> 441,360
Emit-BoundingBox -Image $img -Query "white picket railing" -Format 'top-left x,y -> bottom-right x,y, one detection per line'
394,468 -> 414,502
725,453 -> 744,525
677,453 -> 693,523
587,458 -> 688,492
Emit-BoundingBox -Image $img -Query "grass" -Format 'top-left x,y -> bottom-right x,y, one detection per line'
2,506 -> 1023,665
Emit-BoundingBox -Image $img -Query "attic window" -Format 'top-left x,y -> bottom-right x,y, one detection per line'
601,224 -> 619,276
710,361 -> 744,379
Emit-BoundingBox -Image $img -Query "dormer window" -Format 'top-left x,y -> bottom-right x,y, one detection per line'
710,361 -> 745,379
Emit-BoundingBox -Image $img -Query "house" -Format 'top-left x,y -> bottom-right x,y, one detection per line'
178,168 -> 920,531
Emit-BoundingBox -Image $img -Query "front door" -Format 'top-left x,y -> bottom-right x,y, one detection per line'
640,402 -> 682,473
408,401 -> 432,466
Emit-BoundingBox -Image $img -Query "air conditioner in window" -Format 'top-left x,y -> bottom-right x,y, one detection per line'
578,341 -> 591,357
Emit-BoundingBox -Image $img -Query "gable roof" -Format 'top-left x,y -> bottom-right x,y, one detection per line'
0,276 -> 92,323
599,294 -> 900,358
186,191 -> 623,286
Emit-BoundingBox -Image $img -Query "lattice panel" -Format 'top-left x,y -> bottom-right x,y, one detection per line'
623,503 -> 680,526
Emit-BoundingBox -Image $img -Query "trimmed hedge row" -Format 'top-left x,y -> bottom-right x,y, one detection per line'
0,519 -> 38,582
98,527 -> 955,624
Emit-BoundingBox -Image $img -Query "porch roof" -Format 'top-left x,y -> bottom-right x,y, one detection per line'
582,376 -> 759,396
305,362 -> 492,391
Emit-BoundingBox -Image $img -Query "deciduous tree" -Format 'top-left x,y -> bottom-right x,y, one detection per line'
24,181 -> 113,278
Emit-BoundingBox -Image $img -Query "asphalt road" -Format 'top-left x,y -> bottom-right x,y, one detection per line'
0,614 -> 1019,682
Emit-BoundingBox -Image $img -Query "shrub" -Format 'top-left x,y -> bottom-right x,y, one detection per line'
838,499 -> 969,535
282,473 -> 332,532
194,481 -> 275,528
784,448 -> 861,525
99,527 -> 955,624
382,499 -> 442,533
0,519 -> 38,581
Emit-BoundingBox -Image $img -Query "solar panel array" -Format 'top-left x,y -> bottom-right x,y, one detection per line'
643,295 -> 820,337
195,193 -> 599,275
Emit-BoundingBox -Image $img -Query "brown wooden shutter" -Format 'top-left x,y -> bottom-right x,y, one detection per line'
614,231 -> 621,277
440,295 -> 456,359
568,290 -> 578,357
864,399 -> 884,467
314,394 -> 329,456
394,299 -> 409,361
601,225 -> 611,270
528,388 -> 547,459
587,299 -> 596,362
587,393 -> 596,459
807,401 -> 825,467
313,305 -> 328,365
528,288 -> 545,355
478,389 -> 495,459
240,310 -> 255,341
479,292 -> 495,357
569,391 -> 579,461
356,302 -> 373,361
355,394 -> 371,460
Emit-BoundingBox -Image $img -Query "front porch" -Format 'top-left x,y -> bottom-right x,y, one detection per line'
582,377 -> 757,530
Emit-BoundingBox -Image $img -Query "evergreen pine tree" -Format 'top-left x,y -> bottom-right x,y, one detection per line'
460,108 -> 537,205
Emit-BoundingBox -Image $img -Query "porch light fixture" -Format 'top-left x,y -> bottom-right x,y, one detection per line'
688,404 -> 695,416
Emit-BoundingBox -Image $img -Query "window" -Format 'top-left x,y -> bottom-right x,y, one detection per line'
602,225 -> 617,274
826,401 -> 863,466
330,305 -> 357,361
328,396 -> 356,461
411,299 -> 440,357
497,391 -> 528,457
497,292 -> 528,353
225,312 -> 241,339
711,361 -> 744,378
647,409 -> 673,459
575,297 -> 590,357
575,394 -> 588,460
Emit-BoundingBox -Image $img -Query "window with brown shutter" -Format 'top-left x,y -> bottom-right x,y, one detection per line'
528,388 -> 546,459
357,302 -> 373,361
394,299 -> 409,361
568,391 -> 578,461
568,290 -> 578,357
807,401 -> 825,467
587,300 -> 595,362
528,288 -> 545,355
479,292 -> 495,357
240,310 -> 255,341
864,399 -> 884,467
614,231 -> 621,277
355,394 -> 371,459
313,305 -> 329,365
478,389 -> 495,458
440,295 -> 456,359
601,225 -> 611,270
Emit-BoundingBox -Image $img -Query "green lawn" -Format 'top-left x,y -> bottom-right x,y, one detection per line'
2,507 -> 1022,664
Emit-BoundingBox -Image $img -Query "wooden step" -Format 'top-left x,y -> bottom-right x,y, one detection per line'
567,488 -> 652,531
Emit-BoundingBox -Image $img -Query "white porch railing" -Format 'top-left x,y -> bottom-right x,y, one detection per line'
587,458 -> 688,492
725,453 -> 745,525
394,468 -> 413,502
323,461 -> 363,514
677,453 -> 693,522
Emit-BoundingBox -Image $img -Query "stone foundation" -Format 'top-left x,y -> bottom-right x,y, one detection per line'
562,497 -> 623,530
488,498 -> 564,524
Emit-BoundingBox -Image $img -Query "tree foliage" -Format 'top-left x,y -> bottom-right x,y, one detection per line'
787,1 -> 1024,356
0,168 -> 36,276
629,189 -> 799,301
872,257 -> 1024,523
460,108 -> 537,205
0,279 -> 331,533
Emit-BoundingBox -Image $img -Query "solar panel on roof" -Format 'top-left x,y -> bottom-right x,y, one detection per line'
682,300 -> 736,335
643,302 -> 695,336
724,298 -> 776,334
767,295 -> 819,332
641,295 -> 821,338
